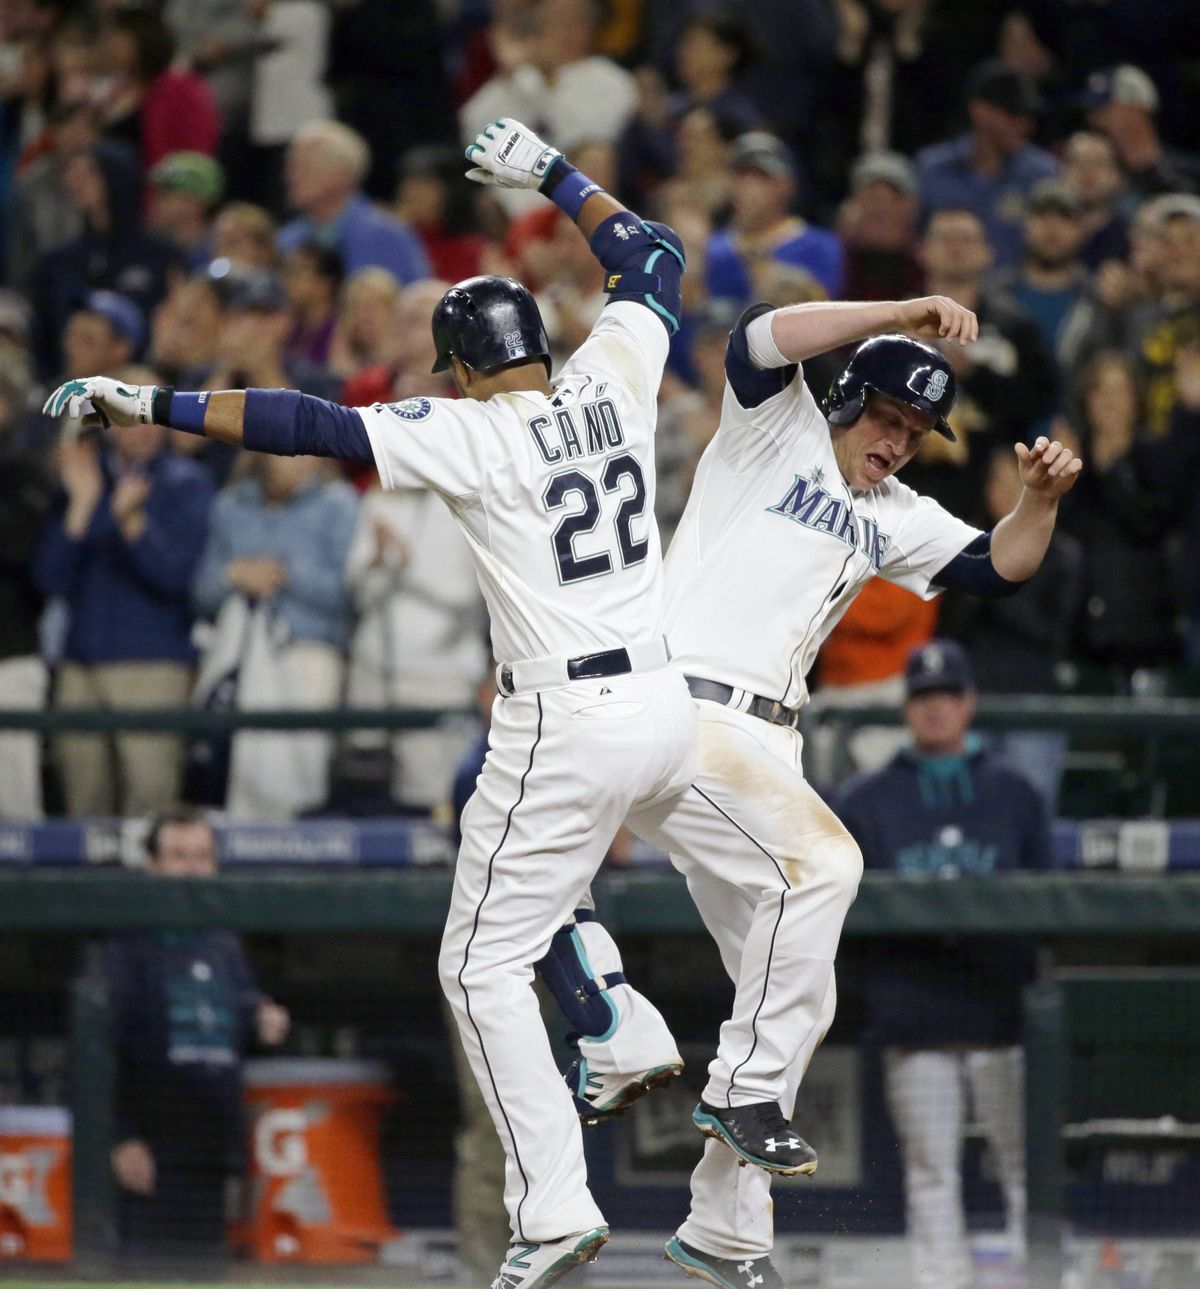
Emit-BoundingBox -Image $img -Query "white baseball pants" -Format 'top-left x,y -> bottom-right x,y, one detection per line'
438,667 -> 696,1244
885,1046 -> 1026,1289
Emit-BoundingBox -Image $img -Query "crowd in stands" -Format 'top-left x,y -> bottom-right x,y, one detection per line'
1,0 -> 1199,822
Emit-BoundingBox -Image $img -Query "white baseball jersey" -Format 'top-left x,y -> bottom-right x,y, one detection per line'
663,334 -> 981,708
356,301 -> 668,664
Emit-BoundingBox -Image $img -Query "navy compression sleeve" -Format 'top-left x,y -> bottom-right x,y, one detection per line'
931,532 -> 1023,597
155,386 -> 376,461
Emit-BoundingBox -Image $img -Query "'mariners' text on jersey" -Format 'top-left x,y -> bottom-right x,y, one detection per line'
528,398 -> 625,464
768,472 -> 893,570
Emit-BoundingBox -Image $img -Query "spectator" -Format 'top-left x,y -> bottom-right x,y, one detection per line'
29,143 -> 182,379
815,1 -> 1005,207
191,455 -> 358,820
837,640 -> 1050,1289
813,578 -> 939,782
199,271 -> 341,403
282,241 -> 342,368
8,100 -> 101,285
278,120 -> 430,284
1061,130 -> 1130,268
460,0 -> 636,197
103,806 -> 289,1260
904,207 -> 1056,517
395,145 -> 488,284
210,201 -> 278,273
32,417 -> 215,817
653,107 -> 736,227
706,131 -> 843,306
150,273 -> 225,388
916,58 -> 1059,268
1124,346 -> 1200,667
946,447 -> 1082,810
0,289 -> 36,416
97,8 -> 220,171
992,178 -> 1102,396
146,151 -> 225,272
1124,196 -> 1200,436
0,371 -> 53,818
1081,64 -> 1200,201
330,267 -> 403,380
616,12 -> 760,205
343,484 -> 488,815
341,278 -> 454,413
837,150 -> 924,302
1061,353 -> 1178,675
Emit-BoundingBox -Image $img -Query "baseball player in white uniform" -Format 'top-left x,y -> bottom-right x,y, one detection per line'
535,298 -> 1081,1287
44,120 -> 699,1289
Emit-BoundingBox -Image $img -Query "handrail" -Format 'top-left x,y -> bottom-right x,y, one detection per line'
0,694 -> 1196,734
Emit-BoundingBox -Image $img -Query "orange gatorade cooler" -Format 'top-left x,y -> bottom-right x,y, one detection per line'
243,1058 -> 400,1263
0,1106 -> 72,1262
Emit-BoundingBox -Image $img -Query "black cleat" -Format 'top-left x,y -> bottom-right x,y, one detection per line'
693,1100 -> 818,1176
664,1236 -> 785,1289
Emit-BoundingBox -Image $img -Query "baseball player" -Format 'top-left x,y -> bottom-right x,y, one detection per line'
44,119 -> 697,1289
536,303 -> 1081,1287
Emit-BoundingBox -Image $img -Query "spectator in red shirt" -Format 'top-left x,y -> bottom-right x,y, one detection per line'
98,9 -> 219,171
395,146 -> 487,284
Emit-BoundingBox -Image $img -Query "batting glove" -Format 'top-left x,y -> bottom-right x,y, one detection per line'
464,118 -> 563,190
42,376 -> 158,429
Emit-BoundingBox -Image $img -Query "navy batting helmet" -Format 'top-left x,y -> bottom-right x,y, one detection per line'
430,275 -> 551,376
825,334 -> 957,441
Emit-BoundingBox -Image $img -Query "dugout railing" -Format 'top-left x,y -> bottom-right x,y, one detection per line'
3,690 -> 1199,816
3,866 -> 1200,1282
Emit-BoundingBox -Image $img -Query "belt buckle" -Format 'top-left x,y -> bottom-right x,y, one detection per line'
500,663 -> 515,694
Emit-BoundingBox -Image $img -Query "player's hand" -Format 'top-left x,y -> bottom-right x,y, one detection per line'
464,118 -> 563,190
1015,436 -> 1082,500
112,1139 -> 156,1195
897,296 -> 978,345
42,376 -> 157,429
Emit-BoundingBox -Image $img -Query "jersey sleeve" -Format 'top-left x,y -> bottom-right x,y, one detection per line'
557,301 -> 669,420
876,482 -> 984,599
354,396 -> 490,497
715,306 -> 825,468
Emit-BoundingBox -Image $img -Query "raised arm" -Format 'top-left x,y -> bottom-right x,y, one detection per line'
464,117 -> 685,333
765,296 -> 978,364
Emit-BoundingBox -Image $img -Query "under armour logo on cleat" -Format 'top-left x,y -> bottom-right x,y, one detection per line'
492,1273 -> 523,1289
738,1262 -> 764,1287
764,1136 -> 802,1152
599,686 -> 613,695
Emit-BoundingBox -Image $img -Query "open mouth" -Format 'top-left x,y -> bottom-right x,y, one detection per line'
864,452 -> 891,480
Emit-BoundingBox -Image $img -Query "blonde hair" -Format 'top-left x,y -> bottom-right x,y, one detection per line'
294,120 -> 372,189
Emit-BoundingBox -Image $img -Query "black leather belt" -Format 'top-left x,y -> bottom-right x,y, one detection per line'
500,646 -> 632,693
685,675 -> 803,731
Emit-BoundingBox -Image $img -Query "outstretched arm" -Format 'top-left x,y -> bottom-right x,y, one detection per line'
765,296 -> 978,364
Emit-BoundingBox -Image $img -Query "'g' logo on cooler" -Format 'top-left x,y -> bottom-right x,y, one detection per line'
908,367 -> 949,402
254,1108 -> 308,1177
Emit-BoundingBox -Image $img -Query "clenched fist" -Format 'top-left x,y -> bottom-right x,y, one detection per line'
464,118 -> 563,190
43,376 -> 158,429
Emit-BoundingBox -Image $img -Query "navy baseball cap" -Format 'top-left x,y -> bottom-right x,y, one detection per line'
80,290 -> 145,350
1077,65 -> 1159,113
905,639 -> 975,697
731,132 -> 795,181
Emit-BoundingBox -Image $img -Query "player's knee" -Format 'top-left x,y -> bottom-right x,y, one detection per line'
827,829 -> 864,900
438,938 -> 471,1008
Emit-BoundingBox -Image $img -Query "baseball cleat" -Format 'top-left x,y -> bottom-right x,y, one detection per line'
664,1236 -> 784,1289
566,1055 -> 684,1125
693,1100 -> 818,1176
490,1225 -> 609,1289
